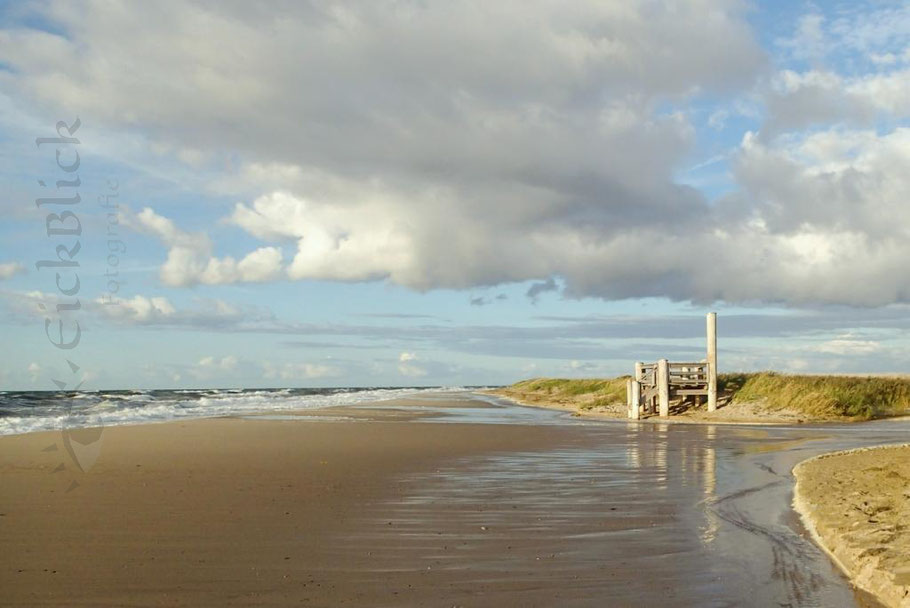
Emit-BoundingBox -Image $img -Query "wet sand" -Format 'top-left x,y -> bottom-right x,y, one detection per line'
794,445 -> 910,607
0,401 -> 570,607
2,392 -> 908,606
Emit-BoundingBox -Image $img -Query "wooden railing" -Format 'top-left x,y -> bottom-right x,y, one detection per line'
626,314 -> 718,419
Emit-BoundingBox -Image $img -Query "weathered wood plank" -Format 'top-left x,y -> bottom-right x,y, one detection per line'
674,388 -> 709,396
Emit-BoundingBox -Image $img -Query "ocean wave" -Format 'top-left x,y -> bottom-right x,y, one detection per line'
0,386 -> 464,436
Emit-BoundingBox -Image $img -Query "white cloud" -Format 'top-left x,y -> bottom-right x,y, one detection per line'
814,338 -> 882,356
262,361 -> 342,380
766,68 -> 910,132
92,293 -> 258,328
27,362 -> 41,381
191,354 -> 244,380
132,207 -> 283,286
398,351 -> 427,377
0,262 -> 25,280
99,295 -> 177,323
198,355 -> 238,371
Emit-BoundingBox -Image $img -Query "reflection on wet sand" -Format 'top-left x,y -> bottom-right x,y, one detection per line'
626,423 -> 720,546
332,393 -> 906,606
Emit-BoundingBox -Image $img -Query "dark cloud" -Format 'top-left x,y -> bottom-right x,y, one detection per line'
526,277 -> 558,301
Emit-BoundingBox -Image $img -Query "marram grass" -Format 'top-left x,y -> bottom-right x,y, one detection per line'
720,372 -> 910,420
501,377 -> 630,410
500,373 -> 910,420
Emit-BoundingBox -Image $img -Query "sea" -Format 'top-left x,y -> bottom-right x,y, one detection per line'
0,386 -> 472,436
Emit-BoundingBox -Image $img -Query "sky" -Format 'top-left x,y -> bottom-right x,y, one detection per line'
1,0 -> 910,390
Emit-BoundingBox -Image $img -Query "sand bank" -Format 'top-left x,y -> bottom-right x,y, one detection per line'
793,445 -> 910,608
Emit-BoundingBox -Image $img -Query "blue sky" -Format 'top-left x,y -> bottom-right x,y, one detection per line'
2,0 -> 910,389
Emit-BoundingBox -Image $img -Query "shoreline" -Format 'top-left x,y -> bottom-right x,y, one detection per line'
792,444 -> 910,608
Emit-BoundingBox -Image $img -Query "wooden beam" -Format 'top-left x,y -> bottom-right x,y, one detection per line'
631,380 -> 641,420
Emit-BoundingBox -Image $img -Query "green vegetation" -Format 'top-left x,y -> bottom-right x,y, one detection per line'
498,373 -> 910,420
720,372 -> 910,420
499,377 -> 630,410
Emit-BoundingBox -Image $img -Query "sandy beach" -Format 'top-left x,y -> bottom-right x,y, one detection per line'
793,445 -> 910,608
0,400 -> 568,607
2,392 -> 908,607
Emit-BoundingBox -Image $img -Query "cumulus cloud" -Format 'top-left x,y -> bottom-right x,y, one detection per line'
0,1 -> 767,293
132,207 -> 283,287
5,1 -> 910,307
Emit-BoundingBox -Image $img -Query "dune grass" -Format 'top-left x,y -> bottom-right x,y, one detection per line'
719,372 -> 910,420
498,373 -> 910,420
500,377 -> 630,410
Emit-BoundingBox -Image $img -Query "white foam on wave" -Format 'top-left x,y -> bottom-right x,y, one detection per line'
0,386 -> 466,436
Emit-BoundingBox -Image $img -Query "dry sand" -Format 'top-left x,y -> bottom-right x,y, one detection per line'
0,409 -> 567,607
793,445 -> 910,608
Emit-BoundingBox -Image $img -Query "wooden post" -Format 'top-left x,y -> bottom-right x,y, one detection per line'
626,378 -> 633,418
633,362 -> 645,414
631,380 -> 641,420
707,312 -> 717,412
658,358 -> 669,417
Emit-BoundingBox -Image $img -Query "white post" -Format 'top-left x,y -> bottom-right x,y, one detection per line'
658,358 -> 670,418
631,380 -> 641,420
626,378 -> 633,418
707,312 -> 717,412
